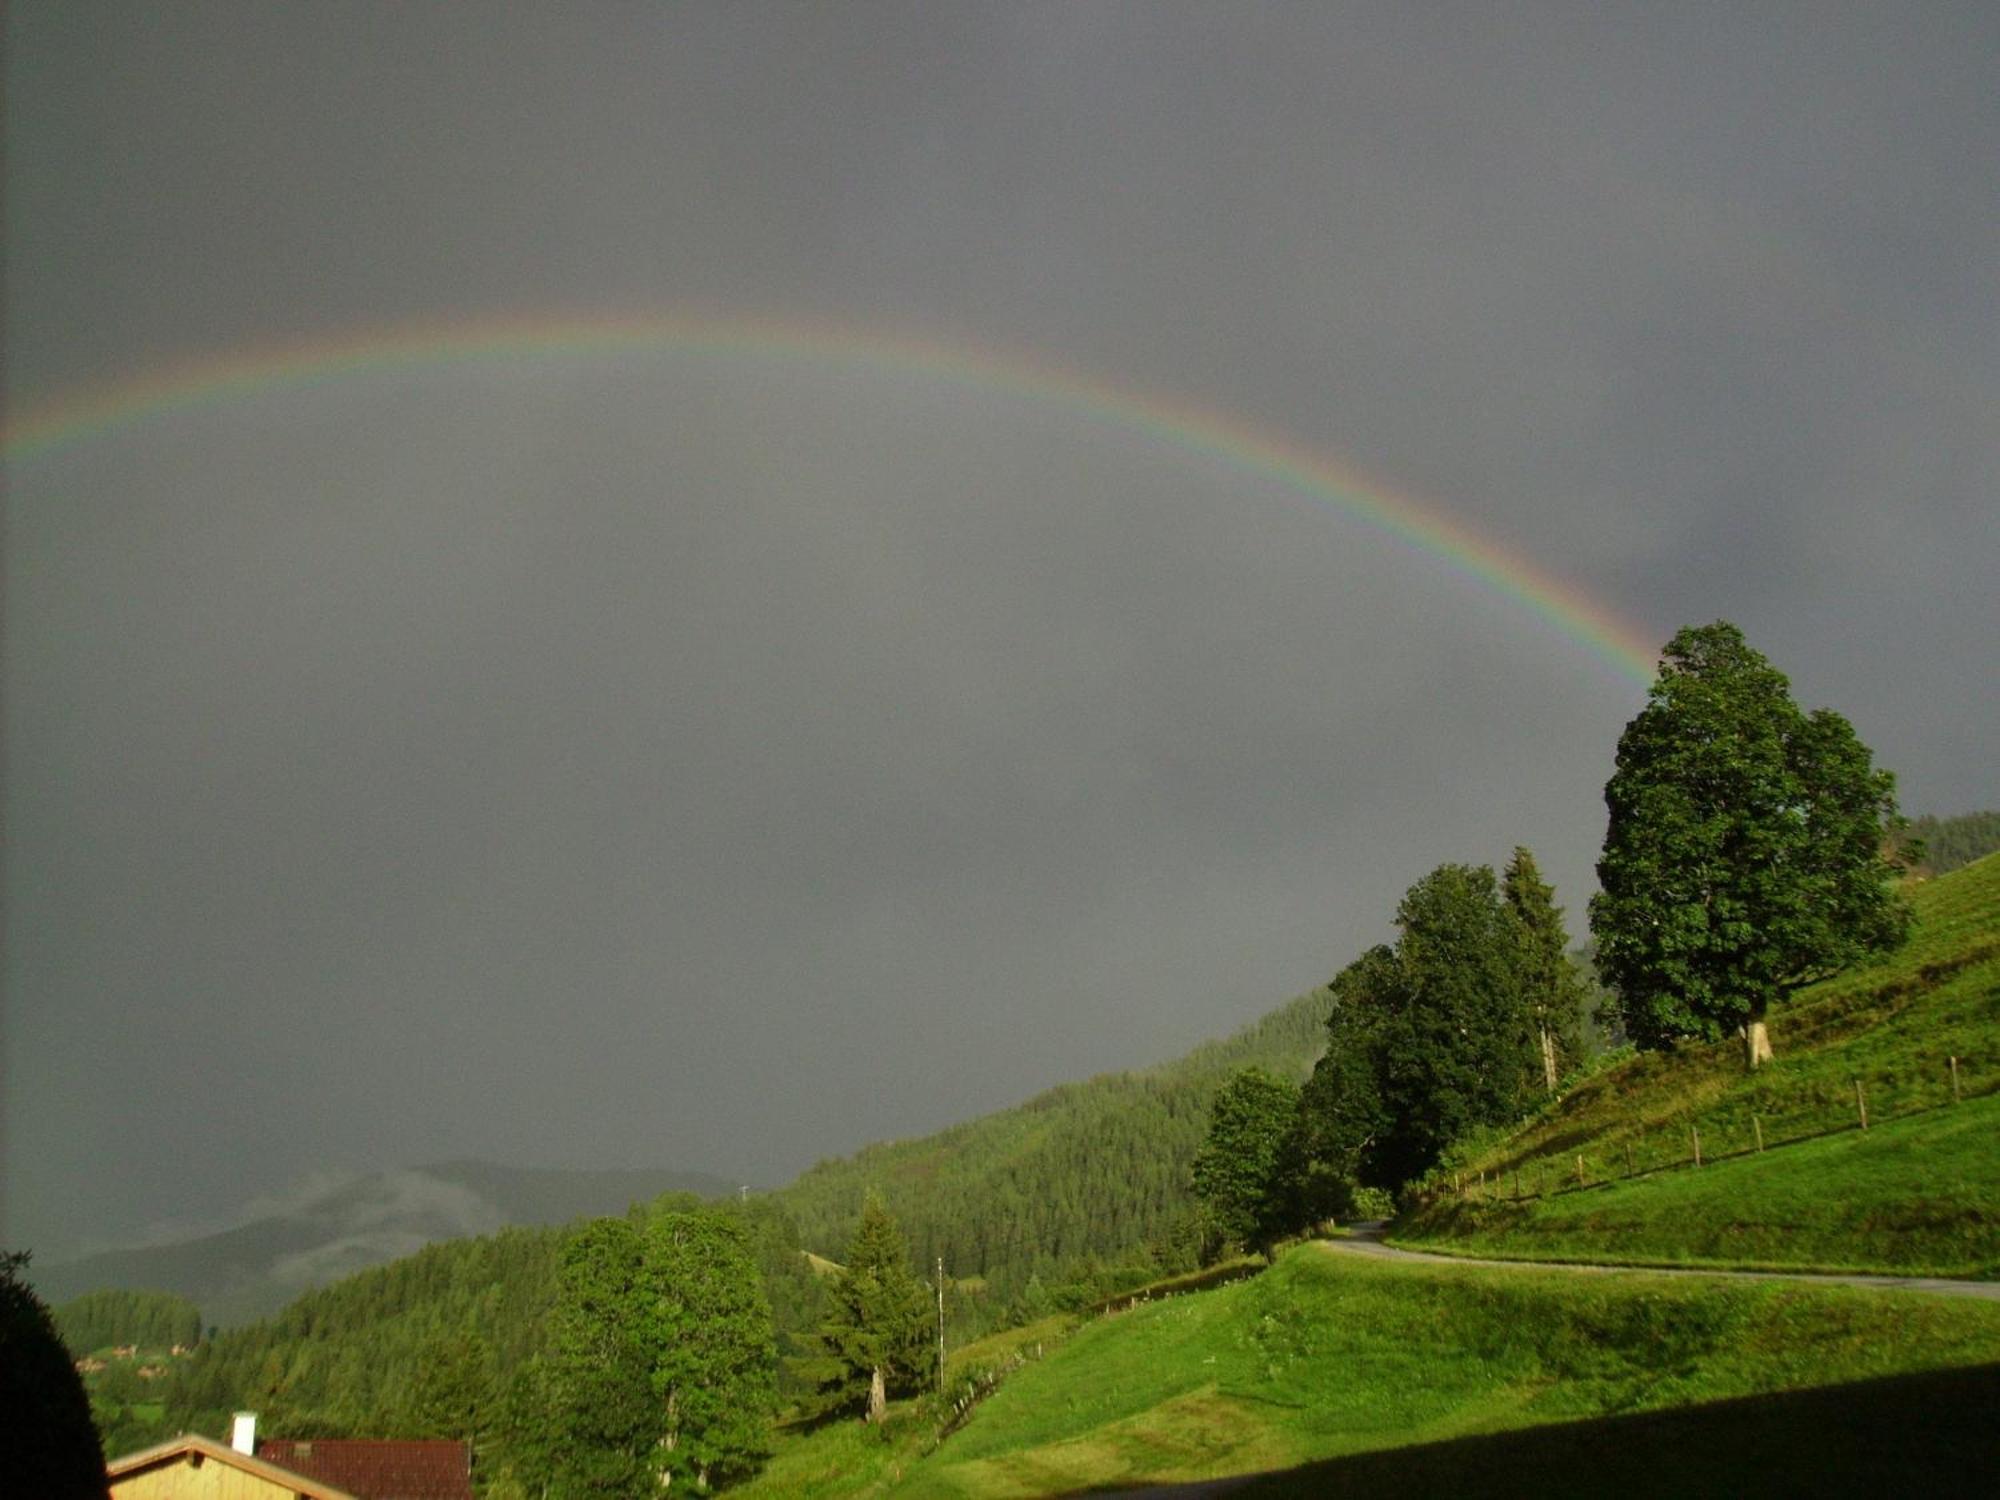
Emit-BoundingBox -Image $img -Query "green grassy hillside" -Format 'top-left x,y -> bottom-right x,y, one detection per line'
769,988 -> 1331,1299
1397,853 -> 2000,1272
744,1243 -> 2000,1497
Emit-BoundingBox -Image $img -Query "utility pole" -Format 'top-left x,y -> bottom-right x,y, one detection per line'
936,1257 -> 947,1394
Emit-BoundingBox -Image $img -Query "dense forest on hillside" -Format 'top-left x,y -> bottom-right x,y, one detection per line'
770,988 -> 1331,1306
119,991 -> 1332,1468
159,1224 -> 564,1445
1906,810 -> 2000,876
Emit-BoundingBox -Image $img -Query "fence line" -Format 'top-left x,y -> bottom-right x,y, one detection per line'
1423,1058 -> 1992,1209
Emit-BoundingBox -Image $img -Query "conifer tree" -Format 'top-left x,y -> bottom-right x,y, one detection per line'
2,1251 -> 110,1500
1501,846 -> 1588,1091
794,1198 -> 930,1422
1300,864 -> 1539,1189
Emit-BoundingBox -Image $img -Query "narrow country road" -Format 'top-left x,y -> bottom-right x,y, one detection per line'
1319,1221 -> 2000,1301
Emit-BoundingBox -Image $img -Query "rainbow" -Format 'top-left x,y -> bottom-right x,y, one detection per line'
3,309 -> 1658,686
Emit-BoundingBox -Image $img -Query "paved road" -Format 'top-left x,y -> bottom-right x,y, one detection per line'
1319,1221 -> 2000,1300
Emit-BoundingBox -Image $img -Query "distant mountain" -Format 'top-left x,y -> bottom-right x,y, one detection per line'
27,1161 -> 735,1326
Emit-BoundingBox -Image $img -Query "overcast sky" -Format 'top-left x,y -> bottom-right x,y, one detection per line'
5,2 -> 1995,1258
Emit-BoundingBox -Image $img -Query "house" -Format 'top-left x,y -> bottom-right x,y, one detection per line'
107,1414 -> 471,1500
106,1433 -> 358,1500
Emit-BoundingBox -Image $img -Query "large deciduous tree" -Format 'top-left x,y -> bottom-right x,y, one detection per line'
545,1219 -> 658,1496
1591,622 -> 1913,1068
639,1212 -> 776,1491
541,1211 -> 776,1495
1191,1066 -> 1304,1259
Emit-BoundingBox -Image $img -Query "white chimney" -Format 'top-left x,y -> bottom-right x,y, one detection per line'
231,1412 -> 257,1455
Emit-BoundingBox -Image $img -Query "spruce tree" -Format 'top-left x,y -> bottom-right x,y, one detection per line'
794,1198 -> 930,1422
1300,864 -> 1539,1189
1501,846 -> 1588,1091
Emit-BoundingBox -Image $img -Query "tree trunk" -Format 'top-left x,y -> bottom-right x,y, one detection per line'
866,1365 -> 886,1424
1743,1009 -> 1773,1069
1539,1025 -> 1558,1093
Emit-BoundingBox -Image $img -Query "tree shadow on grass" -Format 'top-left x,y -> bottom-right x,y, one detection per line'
1068,1362 -> 2000,1498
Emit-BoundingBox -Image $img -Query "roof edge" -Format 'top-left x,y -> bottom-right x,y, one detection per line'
106,1433 -> 360,1500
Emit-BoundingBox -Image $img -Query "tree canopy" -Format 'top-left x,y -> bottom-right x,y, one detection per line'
1191,1067 -> 1305,1258
1302,862 -> 1542,1190
531,1210 -> 776,1496
638,1211 -> 777,1489
1591,622 -> 1912,1065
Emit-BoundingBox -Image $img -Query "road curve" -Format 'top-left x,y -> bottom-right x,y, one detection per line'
1318,1222 -> 2000,1301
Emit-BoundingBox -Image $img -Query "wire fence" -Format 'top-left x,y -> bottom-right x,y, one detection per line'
1421,1052 -> 1991,1208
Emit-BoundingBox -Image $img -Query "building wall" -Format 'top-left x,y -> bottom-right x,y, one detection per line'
110,1453 -> 303,1500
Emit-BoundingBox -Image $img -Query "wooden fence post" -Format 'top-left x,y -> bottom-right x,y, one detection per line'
1576,1154 -> 1585,1187
1625,1141 -> 1635,1177
1950,1055 -> 1961,1103
1855,1078 -> 1868,1131
1691,1125 -> 1702,1167
1753,1115 -> 1764,1152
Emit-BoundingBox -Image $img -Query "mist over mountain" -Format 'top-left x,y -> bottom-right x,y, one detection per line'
27,1160 -> 733,1326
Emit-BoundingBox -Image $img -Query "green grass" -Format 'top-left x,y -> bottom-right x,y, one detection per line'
1399,854 -> 2000,1273
1398,1088 -> 2000,1276
872,1244 -> 2000,1496
740,1314 -> 1083,1498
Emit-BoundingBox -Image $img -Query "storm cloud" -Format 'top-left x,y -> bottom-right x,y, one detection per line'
5,2 -> 1994,1258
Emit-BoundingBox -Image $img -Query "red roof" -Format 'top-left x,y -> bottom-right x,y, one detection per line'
257,1440 -> 471,1500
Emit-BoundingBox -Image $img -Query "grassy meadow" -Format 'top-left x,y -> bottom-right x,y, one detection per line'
745,1244 -> 2000,1497
1399,1087 -> 2000,1276
1398,853 -> 2000,1273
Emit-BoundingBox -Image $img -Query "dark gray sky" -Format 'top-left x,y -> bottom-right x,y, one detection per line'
6,3 -> 1995,1258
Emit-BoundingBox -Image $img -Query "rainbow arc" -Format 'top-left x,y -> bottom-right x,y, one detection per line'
3,309 -> 1658,686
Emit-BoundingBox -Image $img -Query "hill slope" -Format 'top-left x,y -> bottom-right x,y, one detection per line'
743,1244 -> 2000,1497
119,989 -> 1331,1461
1397,853 -> 2000,1273
768,987 -> 1332,1301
